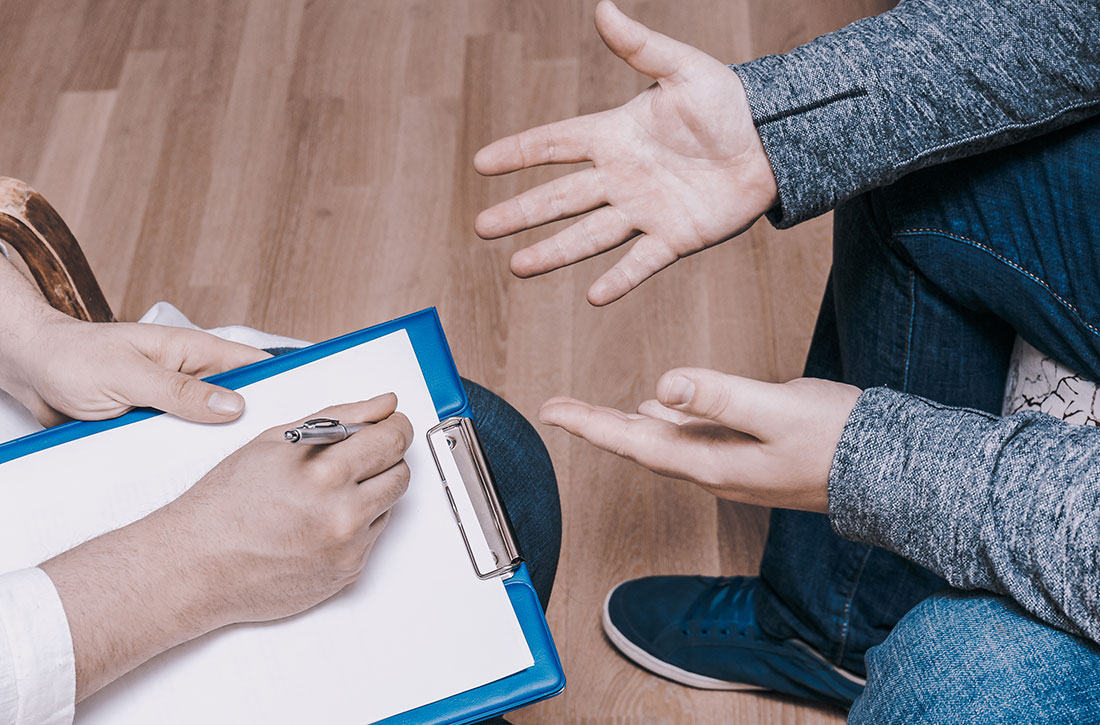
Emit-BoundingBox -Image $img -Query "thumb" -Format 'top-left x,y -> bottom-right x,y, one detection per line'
126,360 -> 247,423
594,0 -> 694,83
656,367 -> 785,440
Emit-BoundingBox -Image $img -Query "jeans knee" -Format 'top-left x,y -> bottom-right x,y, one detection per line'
849,591 -> 1100,724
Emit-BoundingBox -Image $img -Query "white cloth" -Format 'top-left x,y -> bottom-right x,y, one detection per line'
0,303 -> 302,725
0,569 -> 74,725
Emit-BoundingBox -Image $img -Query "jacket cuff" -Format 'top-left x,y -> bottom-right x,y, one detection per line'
731,33 -> 888,229
826,387 -> 1000,557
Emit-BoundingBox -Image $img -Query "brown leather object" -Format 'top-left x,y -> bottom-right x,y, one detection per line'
0,178 -> 114,323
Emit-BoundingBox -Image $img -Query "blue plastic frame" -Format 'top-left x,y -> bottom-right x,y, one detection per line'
0,308 -> 565,722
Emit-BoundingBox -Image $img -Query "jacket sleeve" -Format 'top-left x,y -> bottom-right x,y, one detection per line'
731,0 -> 1100,227
829,387 -> 1100,643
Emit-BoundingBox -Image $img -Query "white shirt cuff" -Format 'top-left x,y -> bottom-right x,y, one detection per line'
0,568 -> 75,725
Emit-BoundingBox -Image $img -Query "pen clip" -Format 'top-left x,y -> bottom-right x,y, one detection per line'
301,418 -> 341,429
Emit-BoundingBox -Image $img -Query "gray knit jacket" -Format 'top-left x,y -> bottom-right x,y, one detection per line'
732,0 -> 1100,641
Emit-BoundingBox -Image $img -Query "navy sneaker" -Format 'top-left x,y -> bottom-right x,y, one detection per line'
602,575 -> 865,708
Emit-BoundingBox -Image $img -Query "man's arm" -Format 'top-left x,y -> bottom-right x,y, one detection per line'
829,387 -> 1100,644
734,0 -> 1100,227
540,368 -> 1100,643
476,1 -> 1100,304
0,260 -> 412,719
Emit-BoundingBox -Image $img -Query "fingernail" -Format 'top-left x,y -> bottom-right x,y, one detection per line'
208,391 -> 244,416
664,376 -> 694,406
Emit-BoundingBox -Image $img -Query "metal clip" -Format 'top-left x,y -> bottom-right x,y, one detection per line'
302,418 -> 341,428
427,417 -> 522,580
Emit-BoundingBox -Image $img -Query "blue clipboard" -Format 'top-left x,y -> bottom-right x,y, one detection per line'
0,308 -> 565,724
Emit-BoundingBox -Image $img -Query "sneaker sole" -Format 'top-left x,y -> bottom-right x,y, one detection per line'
601,586 -> 866,692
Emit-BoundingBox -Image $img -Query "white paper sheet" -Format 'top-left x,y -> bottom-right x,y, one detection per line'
0,330 -> 533,724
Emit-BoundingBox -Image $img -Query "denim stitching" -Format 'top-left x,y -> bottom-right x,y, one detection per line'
835,546 -> 872,667
892,99 -> 1100,176
895,228 -> 1100,338
904,270 -> 916,391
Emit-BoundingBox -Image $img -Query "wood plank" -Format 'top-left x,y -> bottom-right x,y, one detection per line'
0,1 -> 902,721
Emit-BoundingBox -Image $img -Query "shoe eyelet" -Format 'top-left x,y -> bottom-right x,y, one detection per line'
681,628 -> 690,637
720,628 -> 730,637
700,629 -> 709,637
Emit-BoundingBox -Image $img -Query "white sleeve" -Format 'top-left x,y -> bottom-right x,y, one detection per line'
0,568 -> 75,725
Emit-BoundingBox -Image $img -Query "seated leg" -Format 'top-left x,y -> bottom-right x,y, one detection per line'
850,591 -> 1100,724
462,381 -> 561,725
463,379 -> 561,611
755,114 -> 1100,687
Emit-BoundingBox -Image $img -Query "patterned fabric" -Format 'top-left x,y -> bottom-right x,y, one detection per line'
1003,337 -> 1100,424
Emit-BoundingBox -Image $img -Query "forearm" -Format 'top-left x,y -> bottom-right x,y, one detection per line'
40,503 -> 222,702
733,0 -> 1100,227
829,387 -> 1100,643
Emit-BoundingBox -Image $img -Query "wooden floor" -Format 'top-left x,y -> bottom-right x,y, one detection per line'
1,0 -> 894,721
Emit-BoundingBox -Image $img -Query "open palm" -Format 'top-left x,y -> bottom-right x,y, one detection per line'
474,0 -> 777,305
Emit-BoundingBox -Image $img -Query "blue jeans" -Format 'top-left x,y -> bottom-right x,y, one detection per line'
752,114 -> 1100,713
463,379 -> 561,611
463,380 -> 562,725
849,591 -> 1100,723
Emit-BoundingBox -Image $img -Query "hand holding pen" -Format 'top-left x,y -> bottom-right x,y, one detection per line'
284,417 -> 369,444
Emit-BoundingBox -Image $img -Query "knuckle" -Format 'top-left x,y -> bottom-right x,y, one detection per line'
548,178 -> 566,218
309,455 -> 348,484
702,383 -> 733,420
329,509 -> 364,543
168,374 -> 193,403
578,215 -> 598,254
379,422 -> 408,455
387,462 -> 411,499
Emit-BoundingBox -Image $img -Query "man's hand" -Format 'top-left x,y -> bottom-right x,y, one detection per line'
539,368 -> 861,512
0,314 -> 269,427
474,0 -> 777,306
41,395 -> 412,701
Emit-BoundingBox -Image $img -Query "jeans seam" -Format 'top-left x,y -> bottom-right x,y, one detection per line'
835,546 -> 872,667
904,270 -> 916,391
895,228 -> 1100,339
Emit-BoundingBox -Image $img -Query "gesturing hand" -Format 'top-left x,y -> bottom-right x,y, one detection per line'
474,0 -> 777,306
539,368 -> 861,513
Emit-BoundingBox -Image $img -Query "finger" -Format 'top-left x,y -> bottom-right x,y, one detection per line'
594,0 -> 696,84
637,398 -> 701,425
540,397 -> 699,472
124,361 -> 249,423
329,411 -> 414,483
511,207 -> 636,278
261,394 -> 400,442
355,460 -> 410,513
133,324 -> 272,377
656,367 -> 787,439
586,233 -> 677,306
474,115 -> 597,176
475,168 -> 606,239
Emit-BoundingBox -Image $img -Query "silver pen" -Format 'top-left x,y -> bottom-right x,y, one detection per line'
284,418 -> 368,444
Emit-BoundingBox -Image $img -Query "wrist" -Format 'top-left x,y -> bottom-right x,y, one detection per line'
0,266 -> 72,393
40,503 -> 229,700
